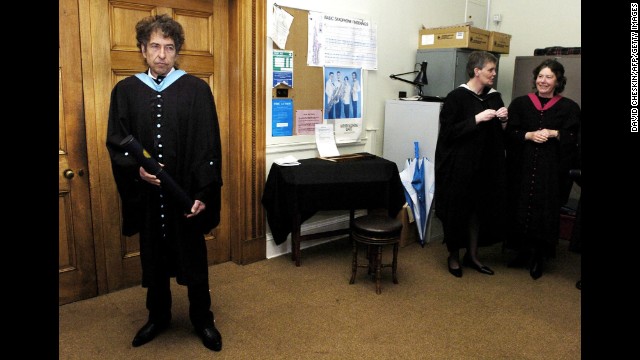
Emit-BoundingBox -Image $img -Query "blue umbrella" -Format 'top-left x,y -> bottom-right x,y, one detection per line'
411,143 -> 426,246
399,142 -> 434,246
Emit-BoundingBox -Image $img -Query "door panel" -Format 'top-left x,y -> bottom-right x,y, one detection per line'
59,0 -> 97,305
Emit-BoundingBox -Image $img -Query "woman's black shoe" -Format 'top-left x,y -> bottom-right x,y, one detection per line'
447,257 -> 462,278
463,255 -> 495,275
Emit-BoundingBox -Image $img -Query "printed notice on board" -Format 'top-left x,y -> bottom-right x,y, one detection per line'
273,50 -> 293,88
335,118 -> 362,144
296,109 -> 322,135
307,11 -> 377,69
269,5 -> 294,49
272,99 -> 293,137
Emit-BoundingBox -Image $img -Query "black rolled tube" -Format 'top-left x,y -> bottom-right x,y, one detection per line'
119,135 -> 194,213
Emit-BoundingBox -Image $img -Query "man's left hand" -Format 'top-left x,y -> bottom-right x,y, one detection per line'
186,200 -> 206,218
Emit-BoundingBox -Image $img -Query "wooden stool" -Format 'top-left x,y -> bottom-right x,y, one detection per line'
349,214 -> 402,294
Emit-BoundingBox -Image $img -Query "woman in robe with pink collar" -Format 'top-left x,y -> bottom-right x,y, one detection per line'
504,59 -> 581,280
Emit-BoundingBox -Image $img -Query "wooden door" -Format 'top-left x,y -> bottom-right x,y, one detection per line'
59,0 -> 97,305
84,0 -> 231,292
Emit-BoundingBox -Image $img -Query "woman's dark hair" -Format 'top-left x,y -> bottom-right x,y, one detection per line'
466,51 -> 498,78
532,59 -> 567,94
136,14 -> 185,53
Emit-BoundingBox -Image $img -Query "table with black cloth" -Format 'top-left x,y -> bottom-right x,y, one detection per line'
261,154 -> 406,266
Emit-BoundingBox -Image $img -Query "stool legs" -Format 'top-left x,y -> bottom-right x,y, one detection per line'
350,214 -> 402,294
375,246 -> 383,294
350,238 -> 399,294
392,243 -> 399,284
349,238 -> 357,284
373,244 -> 399,294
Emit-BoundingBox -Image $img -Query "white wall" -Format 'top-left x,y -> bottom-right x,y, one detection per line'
263,0 -> 581,258
489,0 -> 581,104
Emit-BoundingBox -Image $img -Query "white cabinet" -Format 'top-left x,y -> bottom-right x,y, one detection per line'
382,100 -> 442,170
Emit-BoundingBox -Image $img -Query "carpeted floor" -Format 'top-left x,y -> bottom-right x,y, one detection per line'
59,223 -> 581,360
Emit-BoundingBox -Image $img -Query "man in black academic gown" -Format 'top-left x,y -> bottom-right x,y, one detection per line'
106,14 -> 223,352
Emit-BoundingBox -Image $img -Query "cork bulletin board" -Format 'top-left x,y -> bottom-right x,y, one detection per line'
272,6 -> 324,125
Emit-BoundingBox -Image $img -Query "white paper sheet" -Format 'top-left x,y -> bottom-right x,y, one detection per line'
274,155 -> 300,166
315,124 -> 340,157
269,5 -> 294,49
334,118 -> 362,143
307,11 -> 378,69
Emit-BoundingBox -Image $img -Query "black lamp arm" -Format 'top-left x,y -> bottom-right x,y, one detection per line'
389,72 -> 419,85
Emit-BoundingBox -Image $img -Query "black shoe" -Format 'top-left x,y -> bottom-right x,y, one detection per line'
576,280 -> 581,290
530,258 -> 544,280
463,254 -> 495,275
197,325 -> 222,351
447,257 -> 462,278
132,320 -> 170,347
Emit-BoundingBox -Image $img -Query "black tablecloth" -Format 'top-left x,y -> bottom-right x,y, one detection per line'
261,155 -> 406,245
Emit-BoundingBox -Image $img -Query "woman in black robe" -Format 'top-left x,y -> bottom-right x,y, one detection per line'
434,51 -> 509,278
504,59 -> 580,280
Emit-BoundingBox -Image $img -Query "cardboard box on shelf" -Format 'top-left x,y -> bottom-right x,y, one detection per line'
418,25 -> 490,50
488,31 -> 511,54
397,204 -> 419,247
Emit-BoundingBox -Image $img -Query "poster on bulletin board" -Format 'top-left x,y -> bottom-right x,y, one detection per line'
324,66 -> 362,143
273,50 -> 293,87
307,11 -> 377,69
272,98 -> 293,136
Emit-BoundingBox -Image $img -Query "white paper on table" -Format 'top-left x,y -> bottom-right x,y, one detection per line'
315,124 -> 340,157
274,155 -> 300,166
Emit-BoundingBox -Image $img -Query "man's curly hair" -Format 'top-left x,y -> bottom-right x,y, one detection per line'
136,14 -> 185,56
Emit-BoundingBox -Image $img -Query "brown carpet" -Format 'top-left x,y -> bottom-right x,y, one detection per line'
59,225 -> 581,359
